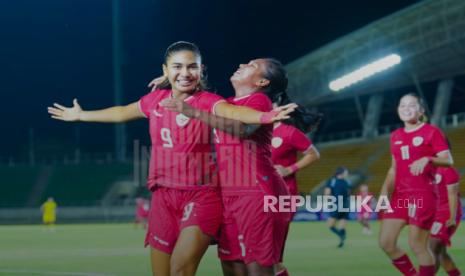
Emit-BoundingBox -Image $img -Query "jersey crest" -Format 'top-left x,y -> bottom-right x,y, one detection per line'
176,113 -> 190,127
412,136 -> 424,147
271,137 -> 283,148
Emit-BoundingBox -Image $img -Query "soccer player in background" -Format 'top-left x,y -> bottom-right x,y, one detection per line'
429,166 -> 462,276
49,42 -> 293,276
357,184 -> 374,235
271,93 -> 322,197
41,197 -> 57,232
378,93 -> 454,276
324,166 -> 351,248
134,197 -> 149,229
161,58 -> 296,276
270,92 -> 322,276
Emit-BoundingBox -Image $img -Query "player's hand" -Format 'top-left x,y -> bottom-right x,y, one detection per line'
409,157 -> 429,176
147,75 -> 167,92
160,98 -> 196,117
446,218 -> 456,228
47,99 -> 82,121
260,103 -> 298,124
274,165 -> 292,177
159,98 -> 185,113
272,103 -> 298,122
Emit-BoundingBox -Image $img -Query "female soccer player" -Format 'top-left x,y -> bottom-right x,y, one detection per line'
161,58 -> 295,276
48,42 -> 292,276
270,93 -> 322,275
429,166 -> 462,276
270,93 -> 322,197
134,197 -> 149,229
378,93 -> 454,276
357,184 -> 374,235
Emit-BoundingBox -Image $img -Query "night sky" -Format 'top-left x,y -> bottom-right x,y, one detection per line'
0,0 -> 422,161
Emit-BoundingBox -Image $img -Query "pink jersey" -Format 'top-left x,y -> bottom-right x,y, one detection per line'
390,123 -> 449,193
434,167 -> 461,210
271,123 -> 313,195
214,92 -> 288,196
139,89 -> 224,190
136,200 -> 149,218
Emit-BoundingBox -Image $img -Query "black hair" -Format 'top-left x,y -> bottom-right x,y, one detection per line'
261,58 -> 323,133
334,166 -> 348,177
157,41 -> 209,91
261,58 -> 288,101
271,90 -> 323,133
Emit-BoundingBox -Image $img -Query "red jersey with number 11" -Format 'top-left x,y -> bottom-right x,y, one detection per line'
390,123 -> 449,193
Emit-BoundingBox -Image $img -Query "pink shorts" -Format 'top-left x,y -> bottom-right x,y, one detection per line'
218,194 -> 290,267
382,192 -> 436,230
145,187 -> 222,254
430,206 -> 462,247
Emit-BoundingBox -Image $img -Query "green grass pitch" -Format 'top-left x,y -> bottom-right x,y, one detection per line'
0,221 -> 463,275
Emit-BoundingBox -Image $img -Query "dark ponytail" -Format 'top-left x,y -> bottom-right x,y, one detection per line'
271,91 -> 323,133
262,58 -> 323,133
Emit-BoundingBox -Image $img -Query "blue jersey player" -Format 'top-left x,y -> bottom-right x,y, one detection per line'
324,166 -> 351,248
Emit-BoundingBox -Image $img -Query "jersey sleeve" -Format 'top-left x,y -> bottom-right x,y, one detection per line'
244,93 -> 272,112
445,168 -> 460,186
430,127 -> 449,155
345,180 -> 352,190
290,127 -> 313,153
138,91 -> 158,118
198,92 -> 226,114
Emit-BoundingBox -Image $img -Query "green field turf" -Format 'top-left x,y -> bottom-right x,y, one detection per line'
0,221 -> 463,275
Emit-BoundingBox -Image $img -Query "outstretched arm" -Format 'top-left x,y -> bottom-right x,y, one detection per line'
48,99 -> 145,123
161,99 -> 254,137
213,102 -> 296,125
160,98 -> 296,137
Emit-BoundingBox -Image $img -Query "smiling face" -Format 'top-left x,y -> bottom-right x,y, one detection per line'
163,50 -> 202,95
230,59 -> 270,93
397,95 -> 424,124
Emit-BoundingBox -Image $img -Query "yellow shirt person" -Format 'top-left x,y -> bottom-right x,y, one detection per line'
41,197 -> 57,230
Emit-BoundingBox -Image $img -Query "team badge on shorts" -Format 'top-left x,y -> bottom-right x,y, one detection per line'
431,222 -> 442,235
271,137 -> 283,148
412,136 -> 424,146
176,114 -> 190,127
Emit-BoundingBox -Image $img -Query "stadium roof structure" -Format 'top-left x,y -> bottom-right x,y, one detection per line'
287,0 -> 465,106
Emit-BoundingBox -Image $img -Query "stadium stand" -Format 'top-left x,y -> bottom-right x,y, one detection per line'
42,163 -> 132,206
0,164 -> 132,207
0,166 -> 41,207
296,139 -> 386,194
